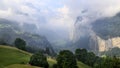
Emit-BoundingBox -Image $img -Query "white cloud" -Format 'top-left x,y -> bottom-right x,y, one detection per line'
0,8 -> 13,18
20,5 -> 36,15
0,0 -> 120,40
58,5 -> 69,15
65,0 -> 120,17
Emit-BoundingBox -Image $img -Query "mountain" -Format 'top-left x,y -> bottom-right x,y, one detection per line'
91,12 -> 120,52
92,12 -> 120,39
0,18 -> 55,54
70,12 -> 120,54
69,16 -> 98,52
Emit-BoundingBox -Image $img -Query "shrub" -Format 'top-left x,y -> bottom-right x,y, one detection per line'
14,38 -> 26,50
29,51 -> 49,68
57,50 -> 78,68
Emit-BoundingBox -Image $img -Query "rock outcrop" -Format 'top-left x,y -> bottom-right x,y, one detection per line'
89,32 -> 120,52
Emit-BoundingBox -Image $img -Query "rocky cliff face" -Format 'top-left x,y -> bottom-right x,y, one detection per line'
89,32 -> 120,53
97,36 -> 120,52
91,12 -> 120,52
71,21 -> 120,53
111,37 -> 120,48
72,13 -> 120,53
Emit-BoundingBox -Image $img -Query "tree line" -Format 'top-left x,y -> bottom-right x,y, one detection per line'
29,48 -> 120,68
0,38 -> 119,68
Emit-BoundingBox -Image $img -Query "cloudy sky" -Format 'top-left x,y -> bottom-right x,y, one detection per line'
0,0 -> 120,41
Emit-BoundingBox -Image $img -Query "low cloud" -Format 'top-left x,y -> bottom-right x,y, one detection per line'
0,0 -> 120,41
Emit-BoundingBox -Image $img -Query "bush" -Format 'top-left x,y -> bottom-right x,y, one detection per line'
75,48 -> 97,66
14,38 -> 26,50
52,64 -> 57,68
94,56 -> 120,68
57,50 -> 78,68
29,51 -> 49,68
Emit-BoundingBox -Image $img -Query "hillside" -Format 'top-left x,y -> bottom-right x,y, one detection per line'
0,19 -> 54,54
0,45 -> 90,68
0,45 -> 31,68
77,62 -> 91,68
6,64 -> 40,68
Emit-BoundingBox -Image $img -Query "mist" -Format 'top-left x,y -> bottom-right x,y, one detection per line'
0,0 -> 120,45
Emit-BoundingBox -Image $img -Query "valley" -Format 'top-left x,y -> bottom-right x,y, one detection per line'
0,0 -> 120,68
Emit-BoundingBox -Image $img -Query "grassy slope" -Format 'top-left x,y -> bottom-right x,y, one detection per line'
6,64 -> 40,68
0,45 -> 31,68
0,45 -> 90,68
47,58 -> 56,68
77,61 -> 91,68
47,58 -> 90,68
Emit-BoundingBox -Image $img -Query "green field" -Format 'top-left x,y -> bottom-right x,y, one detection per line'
77,61 -> 90,68
0,45 -> 90,68
6,64 -> 40,68
0,45 -> 31,68
47,58 -> 56,68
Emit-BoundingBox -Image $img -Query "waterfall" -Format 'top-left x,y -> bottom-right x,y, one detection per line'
105,38 -> 113,51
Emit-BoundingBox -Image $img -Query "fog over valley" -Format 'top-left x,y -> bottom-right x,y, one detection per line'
0,0 -> 120,52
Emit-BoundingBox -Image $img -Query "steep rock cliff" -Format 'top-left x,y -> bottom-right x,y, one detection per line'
89,33 -> 120,52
